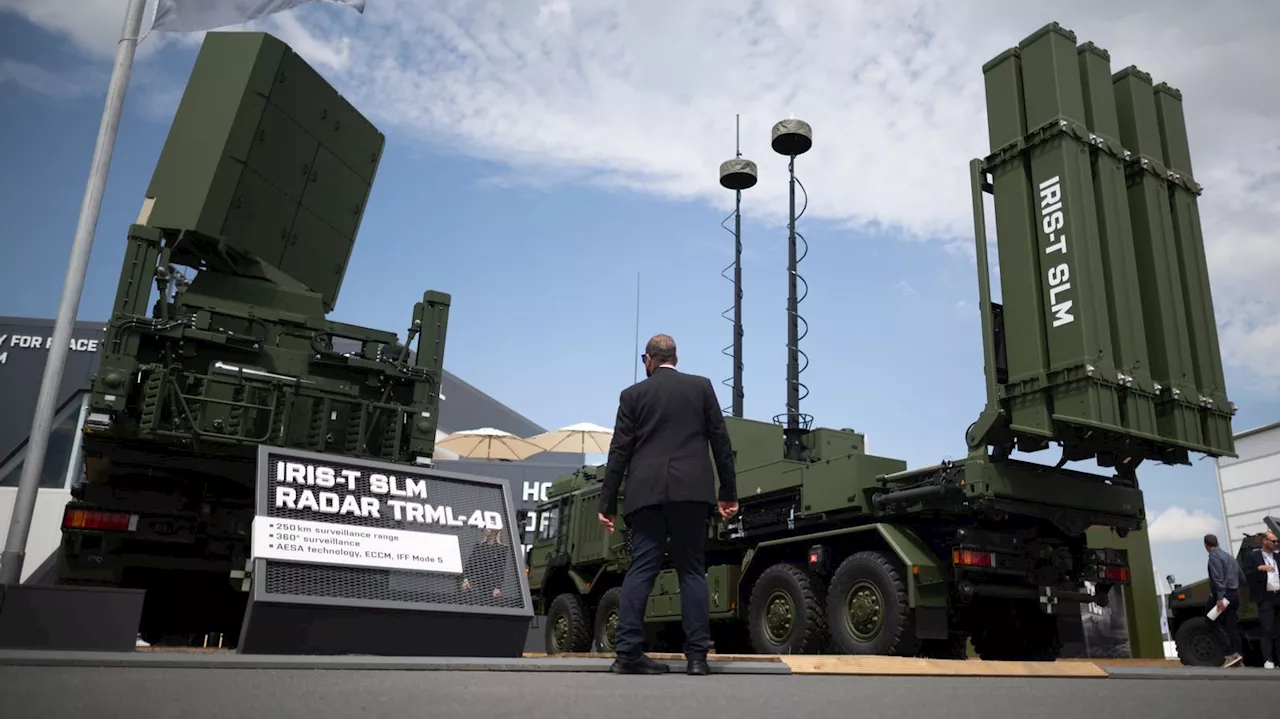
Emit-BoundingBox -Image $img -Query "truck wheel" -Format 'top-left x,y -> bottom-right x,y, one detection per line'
825,550 -> 918,656
592,587 -> 622,652
545,593 -> 592,654
1174,616 -> 1226,667
747,563 -> 827,654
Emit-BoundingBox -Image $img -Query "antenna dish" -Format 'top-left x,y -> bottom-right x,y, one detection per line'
719,158 -> 758,191
771,119 -> 813,156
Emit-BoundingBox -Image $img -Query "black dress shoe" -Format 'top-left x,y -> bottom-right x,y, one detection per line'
610,654 -> 670,674
687,659 -> 710,675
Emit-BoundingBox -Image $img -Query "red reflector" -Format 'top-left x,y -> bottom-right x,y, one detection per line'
951,549 -> 996,568
1100,565 -> 1130,582
808,553 -> 819,564
63,508 -> 132,532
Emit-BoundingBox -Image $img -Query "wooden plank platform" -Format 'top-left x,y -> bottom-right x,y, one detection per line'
524,652 -> 1115,676
778,656 -> 1110,677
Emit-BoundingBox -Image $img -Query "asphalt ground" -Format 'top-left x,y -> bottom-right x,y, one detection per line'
2,666 -> 1279,719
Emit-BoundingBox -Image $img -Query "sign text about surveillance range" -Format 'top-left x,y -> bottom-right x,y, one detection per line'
273,459 -> 504,531
252,515 -> 463,574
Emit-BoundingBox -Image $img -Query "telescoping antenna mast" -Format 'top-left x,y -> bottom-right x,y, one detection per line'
771,118 -> 813,461
718,115 -> 758,417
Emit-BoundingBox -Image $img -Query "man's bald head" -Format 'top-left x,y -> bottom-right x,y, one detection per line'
643,334 -> 677,375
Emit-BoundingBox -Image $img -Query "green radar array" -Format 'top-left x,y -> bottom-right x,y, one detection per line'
968,22 -> 1235,472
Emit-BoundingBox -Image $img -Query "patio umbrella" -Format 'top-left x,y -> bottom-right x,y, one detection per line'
432,430 -> 460,460
526,422 -> 614,454
436,427 -> 545,461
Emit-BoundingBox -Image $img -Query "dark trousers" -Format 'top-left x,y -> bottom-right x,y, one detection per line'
614,501 -> 710,660
1259,591 -> 1280,664
1207,590 -> 1242,656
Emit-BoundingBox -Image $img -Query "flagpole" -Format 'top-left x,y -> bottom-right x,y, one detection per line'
0,0 -> 148,585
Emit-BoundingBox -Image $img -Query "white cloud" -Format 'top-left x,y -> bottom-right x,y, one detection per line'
8,0 -> 1280,390
1147,505 -> 1220,543
0,58 -> 106,98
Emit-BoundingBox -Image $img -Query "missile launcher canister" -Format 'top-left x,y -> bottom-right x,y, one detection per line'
969,22 -> 1235,472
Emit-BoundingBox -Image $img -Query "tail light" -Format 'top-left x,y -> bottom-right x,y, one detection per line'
952,548 -> 997,568
63,507 -> 137,532
1099,565 -> 1131,583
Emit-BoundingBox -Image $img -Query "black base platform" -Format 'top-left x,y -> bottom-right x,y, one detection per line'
0,583 -> 144,652
238,599 -> 531,657
0,650 -> 793,674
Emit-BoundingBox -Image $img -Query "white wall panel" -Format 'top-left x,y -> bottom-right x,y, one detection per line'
1216,422 -> 1280,555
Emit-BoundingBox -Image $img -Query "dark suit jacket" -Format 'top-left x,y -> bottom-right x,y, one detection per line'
597,366 -> 737,517
1243,548 -> 1278,597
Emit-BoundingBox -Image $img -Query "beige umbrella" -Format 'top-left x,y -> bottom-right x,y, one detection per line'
436,427 -> 545,461
432,430 -> 460,460
527,422 -> 614,454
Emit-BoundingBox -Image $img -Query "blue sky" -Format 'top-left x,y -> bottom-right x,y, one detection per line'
2,0 -> 1279,588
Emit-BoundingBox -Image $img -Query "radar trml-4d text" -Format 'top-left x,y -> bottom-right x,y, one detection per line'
273,460 -> 505,530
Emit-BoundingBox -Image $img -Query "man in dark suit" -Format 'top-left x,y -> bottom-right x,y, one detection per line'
597,334 -> 738,676
1243,527 -> 1279,669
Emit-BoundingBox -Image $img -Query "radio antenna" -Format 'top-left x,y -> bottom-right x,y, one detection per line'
770,119 -> 813,461
718,114 -> 757,417
633,272 -> 641,384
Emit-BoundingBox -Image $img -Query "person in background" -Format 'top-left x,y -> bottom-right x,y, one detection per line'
460,527 -> 508,601
1244,530 -> 1279,669
1204,533 -> 1244,667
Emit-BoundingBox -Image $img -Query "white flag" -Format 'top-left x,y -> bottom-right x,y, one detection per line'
151,0 -> 365,34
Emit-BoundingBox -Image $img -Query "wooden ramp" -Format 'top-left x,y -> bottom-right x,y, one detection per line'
778,655 -> 1109,677
523,652 -> 1110,677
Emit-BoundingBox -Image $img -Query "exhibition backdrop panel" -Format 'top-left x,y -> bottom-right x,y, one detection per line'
239,445 -> 532,656
1216,423 -> 1280,556
0,318 -> 106,476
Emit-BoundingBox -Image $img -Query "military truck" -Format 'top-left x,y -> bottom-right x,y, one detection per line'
526,22 -> 1236,661
1166,517 -> 1279,667
51,31 -> 452,646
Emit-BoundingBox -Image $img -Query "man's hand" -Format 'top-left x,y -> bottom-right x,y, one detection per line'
1260,564 -> 1276,573
718,500 -> 738,521
598,513 -> 615,533
1217,597 -> 1230,611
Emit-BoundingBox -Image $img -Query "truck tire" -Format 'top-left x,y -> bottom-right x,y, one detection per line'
747,563 -> 828,654
1174,616 -> 1227,667
545,593 -> 592,654
825,550 -> 918,656
592,587 -> 622,652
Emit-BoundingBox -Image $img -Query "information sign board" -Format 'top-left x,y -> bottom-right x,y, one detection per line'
238,445 -> 532,656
